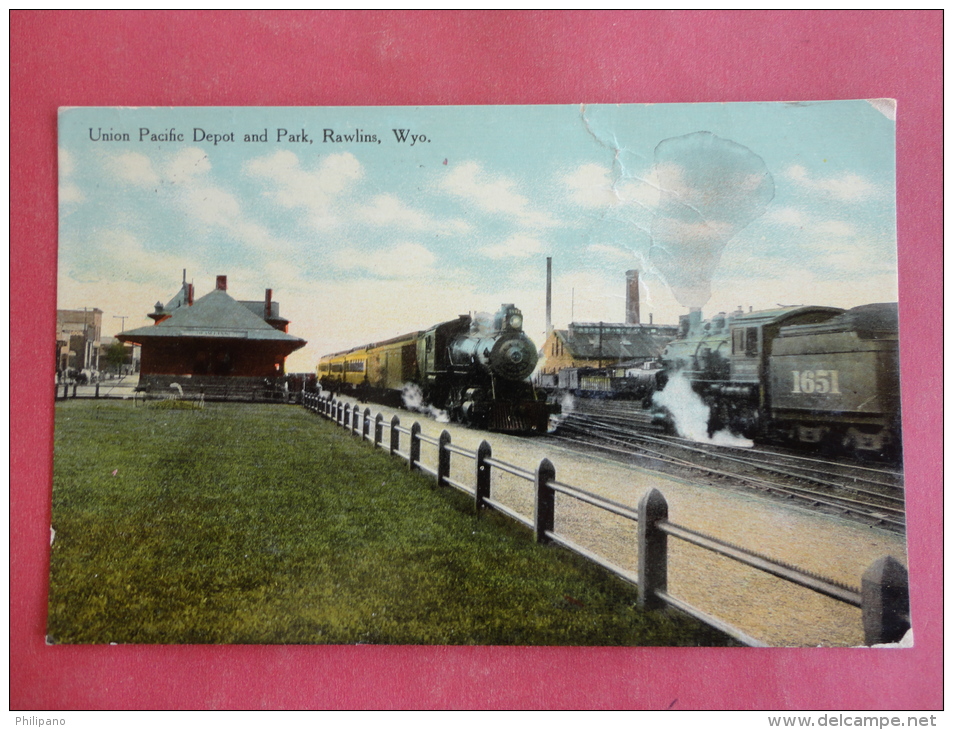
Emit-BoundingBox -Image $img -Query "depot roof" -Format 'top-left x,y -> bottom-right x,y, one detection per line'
117,288 -> 306,350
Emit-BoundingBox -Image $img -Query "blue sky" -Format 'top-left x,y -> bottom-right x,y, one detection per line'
58,101 -> 897,372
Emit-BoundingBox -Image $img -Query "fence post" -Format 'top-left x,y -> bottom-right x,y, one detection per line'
352,406 -> 360,434
95,383 -> 100,398
861,556 -> 910,646
437,430 -> 451,487
72,383 -> 77,398
409,422 -> 421,470
638,488 -> 668,610
389,415 -> 400,455
475,440 -> 491,515
534,459 -> 556,544
343,403 -> 351,428
374,413 -> 384,447
363,408 -> 372,441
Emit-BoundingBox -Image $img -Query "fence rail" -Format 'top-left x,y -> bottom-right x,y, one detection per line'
54,380 -> 293,404
302,392 -> 910,647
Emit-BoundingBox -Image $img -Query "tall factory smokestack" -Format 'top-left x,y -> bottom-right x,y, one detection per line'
626,270 -> 640,324
546,257 -> 553,334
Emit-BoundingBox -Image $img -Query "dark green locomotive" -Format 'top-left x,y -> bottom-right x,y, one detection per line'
656,303 -> 901,457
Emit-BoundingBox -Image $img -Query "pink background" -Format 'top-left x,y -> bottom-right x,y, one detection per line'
11,11 -> 942,710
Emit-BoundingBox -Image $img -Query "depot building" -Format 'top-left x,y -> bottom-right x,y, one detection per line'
117,273 -> 306,394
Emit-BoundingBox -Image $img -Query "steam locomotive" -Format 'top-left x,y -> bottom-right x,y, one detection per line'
317,304 -> 555,433
655,302 -> 902,457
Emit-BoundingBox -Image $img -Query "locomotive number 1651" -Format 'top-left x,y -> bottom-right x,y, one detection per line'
790,369 -> 842,395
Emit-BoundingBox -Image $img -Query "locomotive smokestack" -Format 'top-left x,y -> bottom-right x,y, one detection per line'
216,275 -> 227,291
688,307 -> 702,330
546,257 -> 553,335
626,270 -> 640,324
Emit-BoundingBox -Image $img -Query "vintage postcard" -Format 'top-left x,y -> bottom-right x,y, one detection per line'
51,102 -> 907,647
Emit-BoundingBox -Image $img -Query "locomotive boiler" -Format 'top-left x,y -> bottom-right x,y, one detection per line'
654,302 -> 901,457
318,304 -> 555,433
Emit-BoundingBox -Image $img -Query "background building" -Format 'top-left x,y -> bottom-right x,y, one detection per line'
537,269 -> 678,381
55,308 -> 102,375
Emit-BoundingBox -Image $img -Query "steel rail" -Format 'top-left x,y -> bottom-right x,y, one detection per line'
556,426 -> 907,526
568,411 -> 903,487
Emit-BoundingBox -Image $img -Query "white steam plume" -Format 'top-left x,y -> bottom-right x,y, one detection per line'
652,371 -> 753,447
401,383 -> 450,423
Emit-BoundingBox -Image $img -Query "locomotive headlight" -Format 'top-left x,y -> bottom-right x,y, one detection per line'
508,313 -> 523,330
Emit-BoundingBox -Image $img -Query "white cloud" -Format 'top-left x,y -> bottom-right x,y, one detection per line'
814,220 -> 857,237
61,228 -> 195,293
354,193 -> 471,234
165,147 -> 211,182
586,243 -> 637,263
562,163 -> 619,209
244,150 -> 362,227
765,207 -> 806,227
562,162 -> 663,219
440,161 -> 556,228
764,206 -> 861,243
479,234 -> 545,260
331,241 -> 437,279
58,147 -> 83,203
180,185 -> 242,227
784,165 -> 878,202
109,151 -> 160,187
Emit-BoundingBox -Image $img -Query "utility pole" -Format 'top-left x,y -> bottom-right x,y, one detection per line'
598,321 -> 604,369
113,315 -> 128,332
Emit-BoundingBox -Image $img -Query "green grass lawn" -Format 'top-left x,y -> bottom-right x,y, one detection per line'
48,400 -> 734,645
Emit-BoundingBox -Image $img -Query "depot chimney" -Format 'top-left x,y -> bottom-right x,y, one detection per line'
216,275 -> 227,291
265,288 -> 273,319
626,270 -> 640,324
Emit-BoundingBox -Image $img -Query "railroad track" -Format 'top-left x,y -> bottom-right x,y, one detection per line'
548,407 -> 905,532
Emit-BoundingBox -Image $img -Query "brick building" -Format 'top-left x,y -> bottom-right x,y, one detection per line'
117,274 -> 306,395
